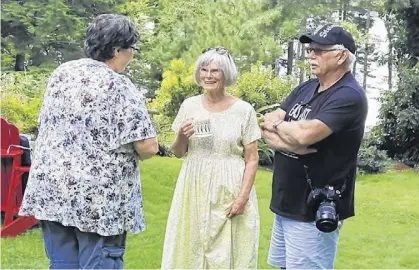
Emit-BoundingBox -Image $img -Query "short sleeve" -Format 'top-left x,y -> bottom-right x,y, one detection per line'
280,89 -> 298,112
280,79 -> 317,111
314,87 -> 367,133
171,100 -> 188,133
242,104 -> 262,145
109,76 -> 156,150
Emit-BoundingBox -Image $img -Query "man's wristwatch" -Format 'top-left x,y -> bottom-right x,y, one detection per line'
273,120 -> 284,129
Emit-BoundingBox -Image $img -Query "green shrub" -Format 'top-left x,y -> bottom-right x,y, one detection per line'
357,145 -> 389,174
229,64 -> 295,111
229,65 -> 295,167
357,130 -> 391,174
150,59 -> 202,121
378,64 -> 419,167
257,138 -> 275,168
0,69 -> 50,134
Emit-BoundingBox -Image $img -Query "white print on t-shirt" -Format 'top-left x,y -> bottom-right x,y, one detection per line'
278,102 -> 312,159
288,103 -> 312,121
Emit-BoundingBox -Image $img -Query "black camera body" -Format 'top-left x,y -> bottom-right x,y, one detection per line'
307,185 -> 341,233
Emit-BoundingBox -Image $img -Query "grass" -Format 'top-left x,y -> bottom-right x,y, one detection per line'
1,157 -> 418,269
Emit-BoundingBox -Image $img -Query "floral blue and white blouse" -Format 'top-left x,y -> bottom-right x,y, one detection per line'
19,58 -> 156,236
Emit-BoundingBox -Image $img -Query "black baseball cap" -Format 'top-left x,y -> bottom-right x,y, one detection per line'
299,24 -> 356,54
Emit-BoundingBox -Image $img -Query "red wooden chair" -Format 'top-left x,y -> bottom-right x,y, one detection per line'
1,117 -> 38,237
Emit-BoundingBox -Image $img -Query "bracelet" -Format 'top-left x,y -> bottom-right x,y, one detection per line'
273,120 -> 284,129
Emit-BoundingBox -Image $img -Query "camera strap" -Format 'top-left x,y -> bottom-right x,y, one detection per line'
303,165 -> 315,190
303,165 -> 349,194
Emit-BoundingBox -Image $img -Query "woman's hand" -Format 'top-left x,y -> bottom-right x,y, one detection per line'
178,119 -> 195,139
227,196 -> 249,218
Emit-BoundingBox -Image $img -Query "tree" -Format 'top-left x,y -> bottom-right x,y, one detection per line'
375,0 -> 399,90
149,0 -> 285,70
393,0 -> 419,67
363,8 -> 371,90
378,65 -> 419,166
1,0 -> 126,71
115,0 -> 159,95
144,0 -> 292,94
377,1 -> 419,167
341,2 -> 378,88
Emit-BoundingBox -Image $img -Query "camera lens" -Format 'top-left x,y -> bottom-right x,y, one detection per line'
315,202 -> 338,233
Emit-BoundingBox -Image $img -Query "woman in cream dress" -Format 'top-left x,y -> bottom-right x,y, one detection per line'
161,47 -> 261,269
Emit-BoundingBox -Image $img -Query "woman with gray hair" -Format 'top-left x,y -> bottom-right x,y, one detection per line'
161,47 -> 261,269
19,14 -> 158,269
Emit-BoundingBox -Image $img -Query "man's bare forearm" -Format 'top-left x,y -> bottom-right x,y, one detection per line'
263,131 -> 301,153
263,130 -> 317,155
275,121 -> 304,146
275,119 -> 331,146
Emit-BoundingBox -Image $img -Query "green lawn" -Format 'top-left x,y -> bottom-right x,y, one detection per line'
1,157 -> 418,269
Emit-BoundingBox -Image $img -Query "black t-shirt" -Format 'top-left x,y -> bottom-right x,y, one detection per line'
271,72 -> 368,221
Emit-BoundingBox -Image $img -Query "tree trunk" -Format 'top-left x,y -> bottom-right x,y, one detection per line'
388,40 -> 393,90
269,0 -> 278,8
363,10 -> 371,91
296,41 -> 301,77
340,0 -> 348,21
287,41 -> 294,75
299,17 -> 307,83
14,54 -> 25,71
386,22 -> 393,90
299,44 -> 306,83
31,47 -> 43,66
343,0 -> 348,21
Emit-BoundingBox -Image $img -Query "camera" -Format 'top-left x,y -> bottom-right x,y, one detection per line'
307,185 -> 341,233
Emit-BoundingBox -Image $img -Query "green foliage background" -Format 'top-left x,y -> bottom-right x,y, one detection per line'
1,0 -> 418,168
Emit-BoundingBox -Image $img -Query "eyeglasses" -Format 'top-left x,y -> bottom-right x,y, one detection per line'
202,46 -> 229,55
130,45 -> 139,51
305,48 -> 342,55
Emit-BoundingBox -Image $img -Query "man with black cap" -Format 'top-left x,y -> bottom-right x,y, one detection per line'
260,24 -> 368,269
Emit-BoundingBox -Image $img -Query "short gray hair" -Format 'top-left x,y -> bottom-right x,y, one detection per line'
193,49 -> 238,87
328,44 -> 357,71
84,14 -> 139,62
346,50 -> 356,70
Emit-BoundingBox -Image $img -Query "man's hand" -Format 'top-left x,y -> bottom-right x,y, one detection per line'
260,121 -> 277,133
261,110 -> 285,124
261,129 -> 282,148
262,130 -> 317,155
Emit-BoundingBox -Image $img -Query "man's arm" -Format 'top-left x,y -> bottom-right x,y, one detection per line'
261,119 -> 332,147
261,108 -> 327,152
261,101 -> 330,147
263,108 -> 286,123
262,129 -> 317,155
262,87 -> 365,147
276,120 -> 332,146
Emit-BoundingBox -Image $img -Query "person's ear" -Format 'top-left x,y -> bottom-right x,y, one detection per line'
112,47 -> 120,58
337,50 -> 348,66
